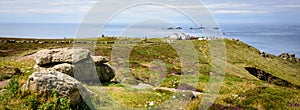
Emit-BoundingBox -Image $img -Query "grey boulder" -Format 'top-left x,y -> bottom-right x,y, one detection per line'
33,48 -> 115,83
95,63 -> 115,82
35,48 -> 91,66
21,71 -> 91,105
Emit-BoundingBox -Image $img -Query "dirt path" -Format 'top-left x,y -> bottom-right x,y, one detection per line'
154,87 -> 203,97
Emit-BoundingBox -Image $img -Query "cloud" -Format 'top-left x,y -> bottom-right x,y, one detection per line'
202,0 -> 300,15
205,3 -> 252,9
0,0 -> 97,14
273,5 -> 300,8
1,0 -> 300,23
213,10 -> 269,14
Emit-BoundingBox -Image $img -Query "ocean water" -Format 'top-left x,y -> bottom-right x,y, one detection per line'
0,23 -> 78,39
220,23 -> 300,57
0,23 -> 299,57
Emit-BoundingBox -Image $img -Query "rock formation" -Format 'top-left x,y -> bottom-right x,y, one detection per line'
22,48 -> 116,106
279,53 -> 300,62
259,52 -> 269,58
245,67 -> 299,89
21,71 -> 90,105
33,48 -> 115,82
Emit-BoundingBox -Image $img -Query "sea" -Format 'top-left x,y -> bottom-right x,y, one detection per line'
0,23 -> 299,57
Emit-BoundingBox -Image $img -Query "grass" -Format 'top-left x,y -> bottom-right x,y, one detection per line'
0,37 -> 299,109
108,87 -> 172,108
0,76 -> 73,109
225,39 -> 300,85
0,42 -> 73,57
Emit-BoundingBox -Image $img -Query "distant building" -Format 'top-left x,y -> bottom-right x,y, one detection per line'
198,37 -> 208,40
168,33 -> 191,40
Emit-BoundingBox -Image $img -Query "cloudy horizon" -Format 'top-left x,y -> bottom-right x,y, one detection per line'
0,0 -> 300,24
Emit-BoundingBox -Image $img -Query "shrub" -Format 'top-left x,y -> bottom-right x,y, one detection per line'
6,76 -> 20,98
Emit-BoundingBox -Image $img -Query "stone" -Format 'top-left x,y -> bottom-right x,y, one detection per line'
245,67 -> 299,88
0,79 -> 10,89
290,54 -> 296,58
33,48 -> 116,83
132,83 -> 154,89
176,83 -> 199,92
279,53 -> 299,62
73,58 -> 99,83
0,66 -> 22,81
73,56 -> 115,83
155,87 -> 202,98
21,71 -> 91,105
34,63 -> 74,76
92,56 -> 109,64
35,48 -> 91,66
259,52 -> 269,58
52,63 -> 73,75
297,58 -> 300,62
279,53 -> 290,59
95,63 -> 115,82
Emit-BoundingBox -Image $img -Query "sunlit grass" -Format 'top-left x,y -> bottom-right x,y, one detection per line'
0,38 -> 299,109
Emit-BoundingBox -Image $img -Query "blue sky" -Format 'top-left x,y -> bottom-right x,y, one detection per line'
0,0 -> 300,24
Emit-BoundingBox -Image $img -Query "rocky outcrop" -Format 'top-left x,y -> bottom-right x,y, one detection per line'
22,48 -> 116,106
245,67 -> 299,89
21,71 -> 91,105
34,48 -> 115,82
259,52 -> 269,58
279,53 -> 300,62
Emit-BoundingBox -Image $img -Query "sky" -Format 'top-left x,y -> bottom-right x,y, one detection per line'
0,0 -> 300,24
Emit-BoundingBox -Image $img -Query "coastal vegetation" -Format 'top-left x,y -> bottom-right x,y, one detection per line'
0,37 -> 299,109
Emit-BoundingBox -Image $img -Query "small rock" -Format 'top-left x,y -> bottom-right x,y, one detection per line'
172,96 -> 176,99
232,94 -> 239,98
149,101 -> 154,106
176,83 -> 198,92
259,52 -> 269,58
0,79 -> 10,89
133,83 -> 154,89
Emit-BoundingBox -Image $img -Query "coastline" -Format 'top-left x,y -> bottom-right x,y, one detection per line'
1,23 -> 299,57
1,36 -> 299,59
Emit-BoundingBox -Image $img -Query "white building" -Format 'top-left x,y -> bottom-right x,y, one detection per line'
168,33 -> 191,40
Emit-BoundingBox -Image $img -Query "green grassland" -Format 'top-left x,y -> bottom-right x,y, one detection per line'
0,37 -> 299,109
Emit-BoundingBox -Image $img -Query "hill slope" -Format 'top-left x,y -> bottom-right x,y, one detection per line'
0,38 -> 299,109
